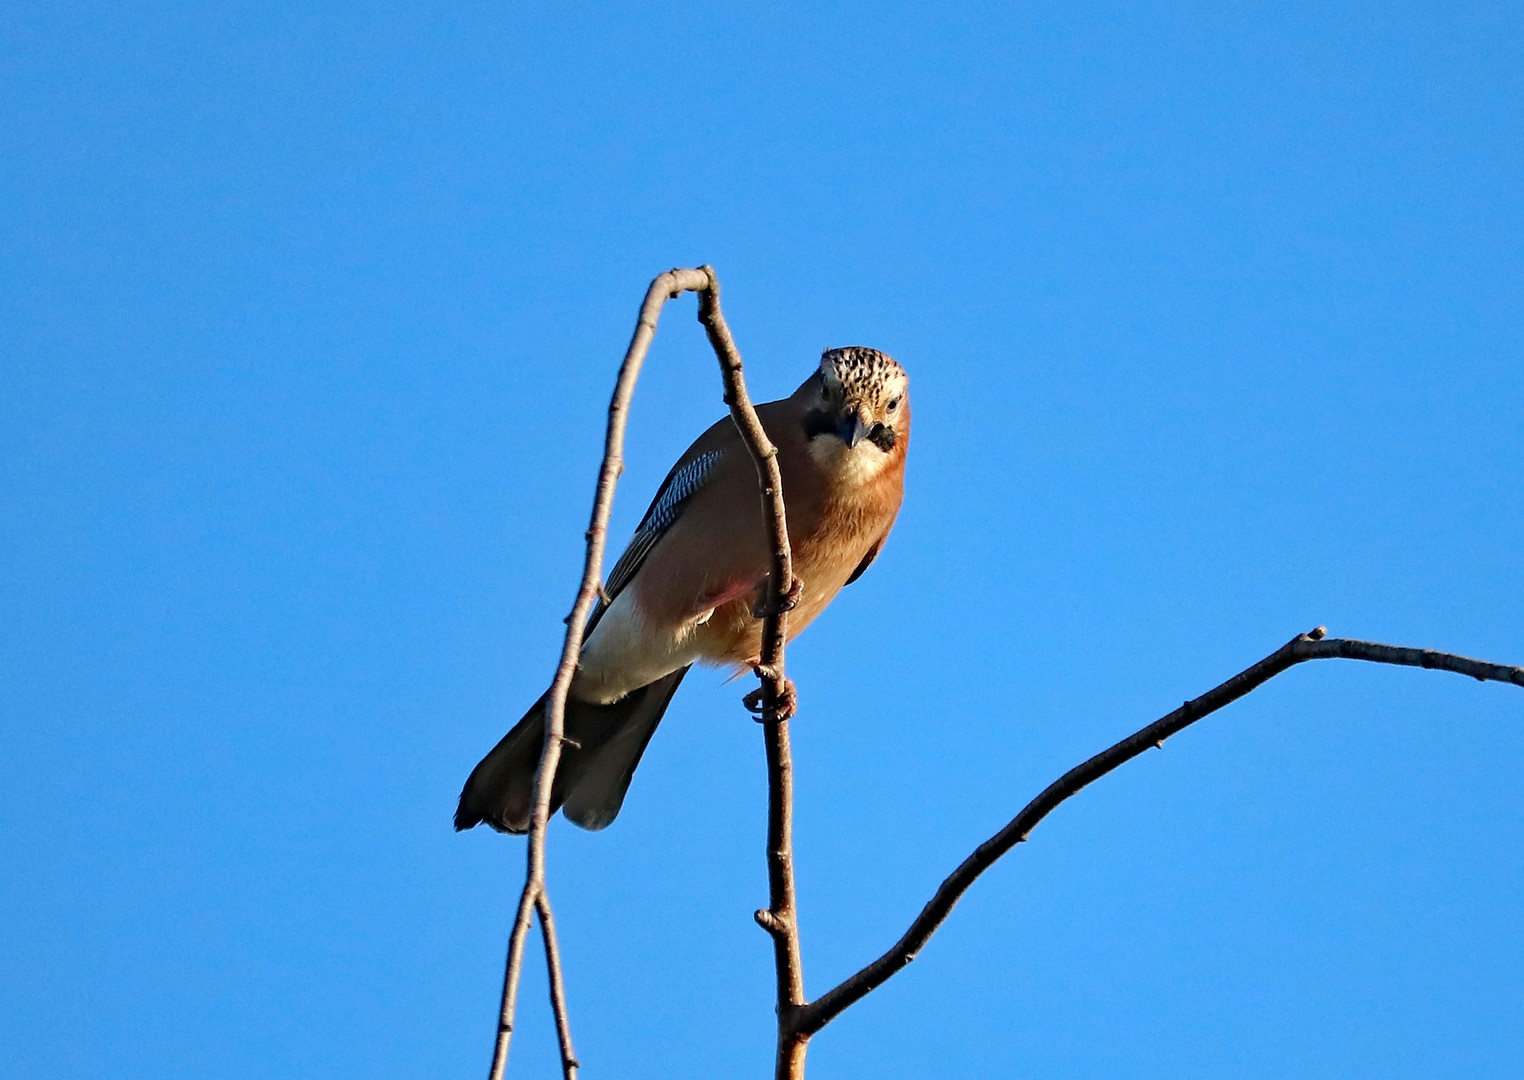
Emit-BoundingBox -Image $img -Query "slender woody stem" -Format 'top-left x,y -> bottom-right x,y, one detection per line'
536,891 -> 580,1080
485,267 -> 806,1079
792,628 -> 1524,1038
696,270 -> 808,1078
487,268 -> 710,1080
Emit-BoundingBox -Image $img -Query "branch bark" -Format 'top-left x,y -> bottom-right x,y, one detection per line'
790,627 -> 1524,1039
695,270 -> 807,1079
486,267 -> 707,1079
484,267 -> 799,1079
535,891 -> 579,1078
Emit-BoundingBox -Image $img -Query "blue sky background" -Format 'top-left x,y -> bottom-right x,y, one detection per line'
4,3 -> 1522,1077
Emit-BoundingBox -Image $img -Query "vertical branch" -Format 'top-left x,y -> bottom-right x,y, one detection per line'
536,892 -> 579,1079
695,270 -> 808,1079
487,267 -> 712,1080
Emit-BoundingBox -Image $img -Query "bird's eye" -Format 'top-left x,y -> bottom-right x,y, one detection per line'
887,397 -> 901,411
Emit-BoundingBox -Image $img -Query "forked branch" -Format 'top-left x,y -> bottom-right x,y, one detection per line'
486,267 -> 798,1080
483,268 -> 1523,1080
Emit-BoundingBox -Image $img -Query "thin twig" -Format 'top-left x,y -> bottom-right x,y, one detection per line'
695,269 -> 806,1080
484,267 -> 801,1079
488,886 -> 538,1078
791,627 -> 1524,1038
536,891 -> 580,1080
487,267 -> 710,1080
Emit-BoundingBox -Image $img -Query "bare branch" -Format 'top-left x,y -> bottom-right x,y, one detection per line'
1298,637 -> 1524,685
536,891 -> 580,1080
793,627 -> 1524,1038
487,267 -> 710,1079
484,266 -> 805,1079
487,886 -> 538,1080
694,269 -> 808,1079
478,267 -> 1524,1080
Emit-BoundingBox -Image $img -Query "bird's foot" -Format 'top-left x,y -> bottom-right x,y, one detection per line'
743,671 -> 799,722
776,679 -> 798,720
750,577 -> 804,620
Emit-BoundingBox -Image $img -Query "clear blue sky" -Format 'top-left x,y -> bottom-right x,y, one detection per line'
4,4 -> 1521,1077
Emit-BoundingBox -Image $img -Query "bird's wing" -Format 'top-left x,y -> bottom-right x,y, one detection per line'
844,532 -> 888,587
587,448 -> 725,632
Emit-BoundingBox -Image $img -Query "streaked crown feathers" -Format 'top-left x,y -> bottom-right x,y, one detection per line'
818,347 -> 908,410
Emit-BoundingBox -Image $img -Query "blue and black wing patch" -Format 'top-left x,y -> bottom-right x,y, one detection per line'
593,449 -> 724,623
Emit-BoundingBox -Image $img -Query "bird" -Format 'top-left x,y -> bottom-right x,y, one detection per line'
455,346 -> 910,834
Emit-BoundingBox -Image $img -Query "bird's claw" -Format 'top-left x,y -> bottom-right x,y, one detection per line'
744,674 -> 798,722
751,577 -> 804,620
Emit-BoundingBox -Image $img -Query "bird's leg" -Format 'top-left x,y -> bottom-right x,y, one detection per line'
745,576 -> 802,718
743,666 -> 799,722
749,576 -> 804,619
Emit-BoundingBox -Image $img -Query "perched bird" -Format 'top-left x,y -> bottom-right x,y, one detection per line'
456,346 -> 910,834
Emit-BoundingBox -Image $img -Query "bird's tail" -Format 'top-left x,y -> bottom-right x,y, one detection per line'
454,667 -> 690,834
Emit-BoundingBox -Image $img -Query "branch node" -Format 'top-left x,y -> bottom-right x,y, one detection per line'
755,908 -> 792,936
1308,625 -> 1328,640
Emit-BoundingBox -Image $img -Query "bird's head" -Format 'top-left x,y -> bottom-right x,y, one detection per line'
797,346 -> 910,479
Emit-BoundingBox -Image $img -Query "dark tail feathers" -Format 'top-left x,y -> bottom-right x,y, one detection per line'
454,667 -> 689,834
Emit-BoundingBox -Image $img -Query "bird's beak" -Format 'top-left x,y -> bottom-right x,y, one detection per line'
839,410 -> 869,448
